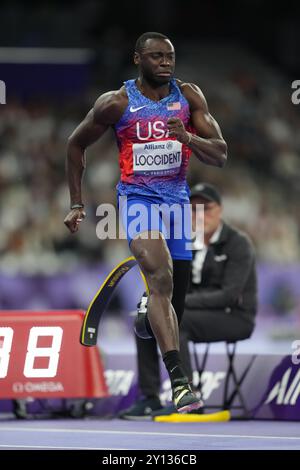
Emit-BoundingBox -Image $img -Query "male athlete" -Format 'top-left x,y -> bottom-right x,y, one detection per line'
64,32 -> 227,413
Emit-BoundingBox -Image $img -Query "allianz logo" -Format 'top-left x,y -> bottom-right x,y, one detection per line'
265,367 -> 300,406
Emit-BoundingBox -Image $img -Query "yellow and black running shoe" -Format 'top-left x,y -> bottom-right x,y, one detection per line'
172,378 -> 203,413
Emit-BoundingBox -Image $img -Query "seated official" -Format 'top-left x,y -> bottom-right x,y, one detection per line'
180,183 -> 257,382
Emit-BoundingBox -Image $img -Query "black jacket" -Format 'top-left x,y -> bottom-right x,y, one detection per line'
185,222 -> 257,325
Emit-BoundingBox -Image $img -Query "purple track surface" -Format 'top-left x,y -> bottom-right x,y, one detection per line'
0,419 -> 299,450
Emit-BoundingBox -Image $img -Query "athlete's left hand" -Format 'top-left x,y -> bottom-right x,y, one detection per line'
167,117 -> 190,144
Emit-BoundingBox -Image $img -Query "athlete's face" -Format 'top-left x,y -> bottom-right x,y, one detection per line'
134,39 -> 175,84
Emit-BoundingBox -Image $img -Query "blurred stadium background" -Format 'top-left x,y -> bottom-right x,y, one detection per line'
1,0 -> 300,349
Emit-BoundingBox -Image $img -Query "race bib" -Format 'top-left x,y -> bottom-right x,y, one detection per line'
133,140 -> 182,176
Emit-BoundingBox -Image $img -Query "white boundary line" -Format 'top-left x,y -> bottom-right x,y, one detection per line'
0,426 -> 300,441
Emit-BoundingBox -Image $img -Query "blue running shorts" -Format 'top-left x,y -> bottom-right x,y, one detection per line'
118,194 -> 192,261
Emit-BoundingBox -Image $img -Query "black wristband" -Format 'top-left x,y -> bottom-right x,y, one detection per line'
71,203 -> 84,210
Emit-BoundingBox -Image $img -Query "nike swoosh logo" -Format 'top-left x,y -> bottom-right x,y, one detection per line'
130,105 -> 147,112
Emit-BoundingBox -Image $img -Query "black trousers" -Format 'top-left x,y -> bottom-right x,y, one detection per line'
135,259 -> 191,398
179,308 -> 254,382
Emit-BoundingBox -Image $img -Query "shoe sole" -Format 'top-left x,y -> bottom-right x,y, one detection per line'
177,400 -> 204,414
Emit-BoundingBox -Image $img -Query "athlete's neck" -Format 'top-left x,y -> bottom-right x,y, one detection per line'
136,77 -> 171,102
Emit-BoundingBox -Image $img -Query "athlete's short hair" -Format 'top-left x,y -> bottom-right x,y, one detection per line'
135,32 -> 170,53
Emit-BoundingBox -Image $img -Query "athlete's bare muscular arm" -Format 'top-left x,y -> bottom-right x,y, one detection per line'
167,82 -> 227,168
64,89 -> 127,233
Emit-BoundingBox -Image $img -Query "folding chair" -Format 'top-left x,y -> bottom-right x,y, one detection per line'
193,341 -> 256,418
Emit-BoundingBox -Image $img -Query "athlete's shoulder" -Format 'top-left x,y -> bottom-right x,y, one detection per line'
176,79 -> 208,111
94,86 -> 128,125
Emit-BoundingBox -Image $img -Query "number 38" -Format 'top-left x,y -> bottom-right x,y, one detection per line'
0,327 -> 63,378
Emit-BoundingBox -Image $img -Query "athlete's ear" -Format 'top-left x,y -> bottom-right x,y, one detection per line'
134,52 -> 140,66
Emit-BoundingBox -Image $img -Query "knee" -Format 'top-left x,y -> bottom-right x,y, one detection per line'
133,243 -> 173,296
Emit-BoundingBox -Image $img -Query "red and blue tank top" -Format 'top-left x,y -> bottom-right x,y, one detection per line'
114,78 -> 194,204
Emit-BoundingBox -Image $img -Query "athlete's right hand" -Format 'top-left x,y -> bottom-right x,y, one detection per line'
64,208 -> 86,233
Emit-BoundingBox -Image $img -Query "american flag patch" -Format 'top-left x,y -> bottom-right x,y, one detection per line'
167,102 -> 181,110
